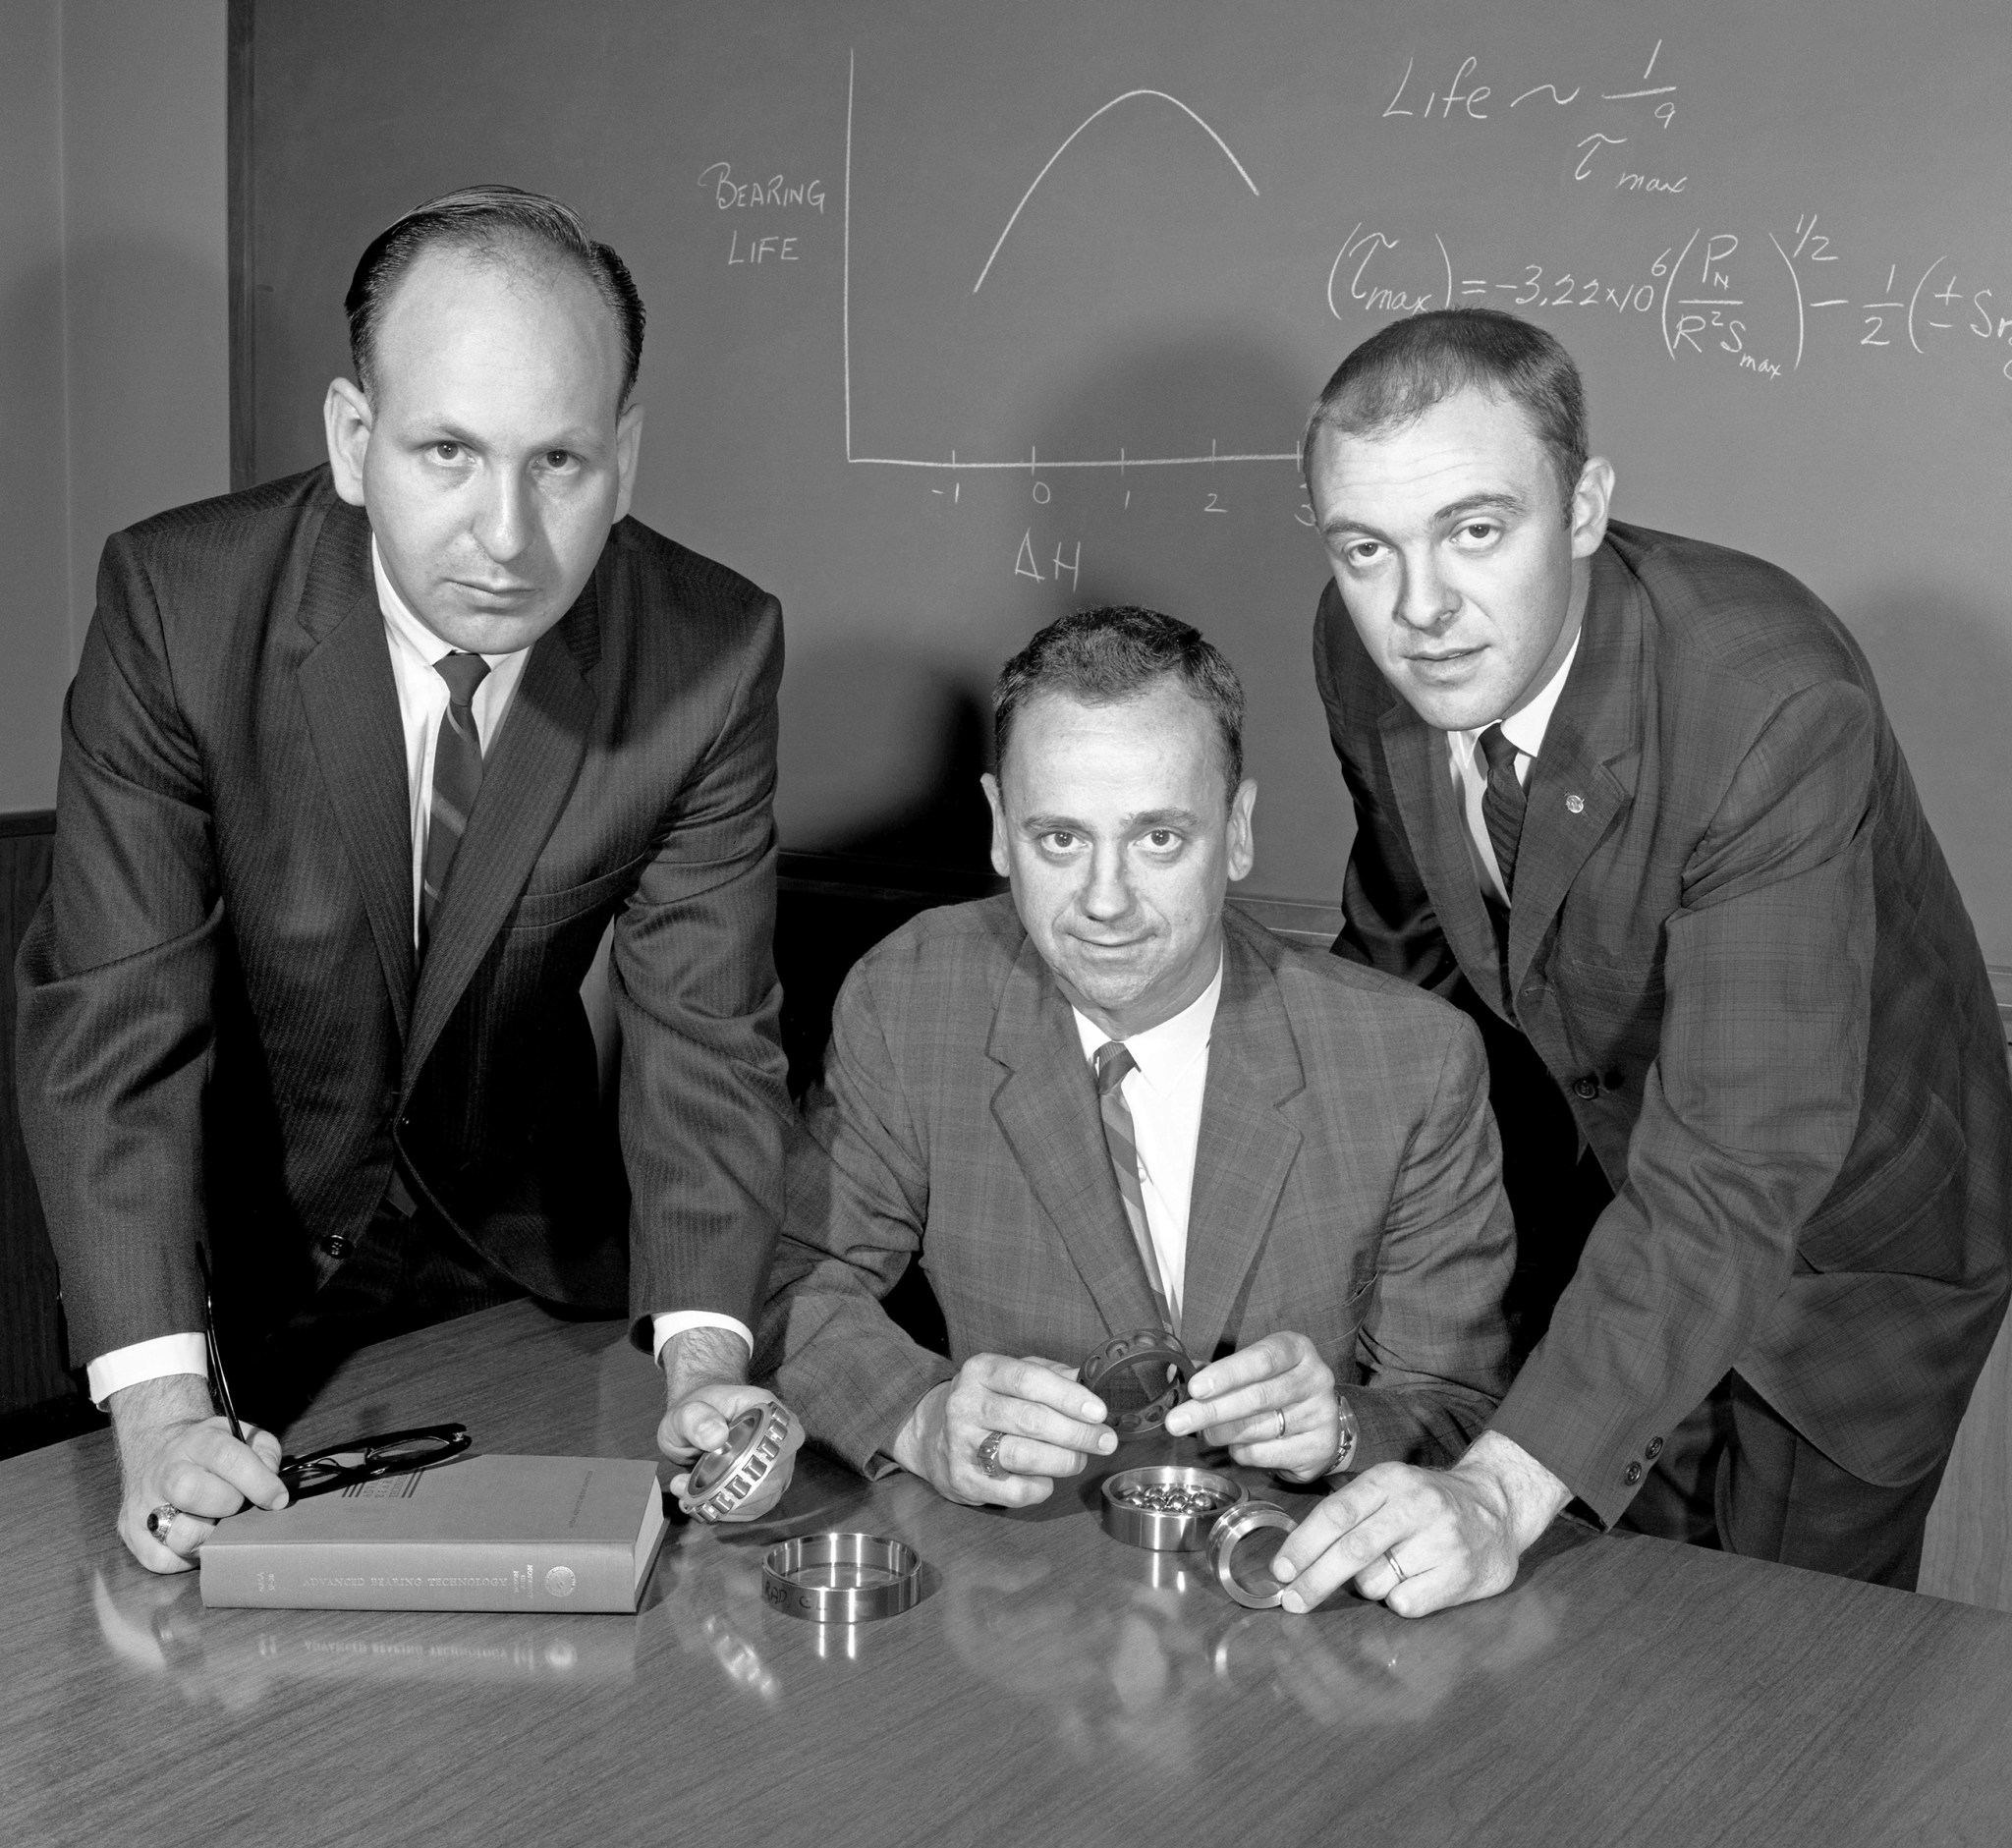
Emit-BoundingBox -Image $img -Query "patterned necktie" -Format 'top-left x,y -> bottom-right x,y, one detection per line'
1478,723 -> 1528,900
1093,1041 -> 1179,1338
420,651 -> 491,956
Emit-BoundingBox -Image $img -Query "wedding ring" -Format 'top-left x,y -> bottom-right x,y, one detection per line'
145,1503 -> 181,1543
761,1533 -> 923,1624
1274,1407 -> 1288,1440
976,1429 -> 1008,1479
1384,1547 -> 1410,1585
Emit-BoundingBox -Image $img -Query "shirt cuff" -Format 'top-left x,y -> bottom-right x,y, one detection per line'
86,1334 -> 208,1410
649,1312 -> 754,1369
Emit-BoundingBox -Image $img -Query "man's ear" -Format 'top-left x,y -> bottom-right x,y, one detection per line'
324,378 -> 373,507
1570,455 -> 1614,559
1226,778 -> 1258,884
613,401 -> 644,524
981,772 -> 1011,880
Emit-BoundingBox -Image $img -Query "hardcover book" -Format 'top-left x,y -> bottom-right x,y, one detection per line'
199,1455 -> 669,1613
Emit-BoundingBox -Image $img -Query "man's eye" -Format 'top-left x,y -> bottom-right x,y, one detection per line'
1343,540 -> 1383,566
1144,829 -> 1180,850
431,442 -> 464,462
1039,831 -> 1080,852
1452,521 -> 1500,545
542,450 -> 577,470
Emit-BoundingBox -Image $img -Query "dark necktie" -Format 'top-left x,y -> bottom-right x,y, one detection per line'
1478,723 -> 1528,901
1093,1041 -> 1179,1338
420,651 -> 491,955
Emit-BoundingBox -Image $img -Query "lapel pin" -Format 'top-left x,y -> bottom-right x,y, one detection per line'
1565,793 -> 1586,813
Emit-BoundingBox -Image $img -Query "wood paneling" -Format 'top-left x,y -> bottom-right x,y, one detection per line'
0,813 -> 73,1430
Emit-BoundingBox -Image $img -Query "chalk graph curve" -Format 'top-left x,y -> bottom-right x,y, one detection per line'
971,89 -> 1260,295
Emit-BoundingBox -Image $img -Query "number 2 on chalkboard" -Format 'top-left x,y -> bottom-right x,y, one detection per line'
1203,492 -> 1226,514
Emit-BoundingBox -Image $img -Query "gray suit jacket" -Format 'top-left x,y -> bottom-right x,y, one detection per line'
756,897 -> 1515,1476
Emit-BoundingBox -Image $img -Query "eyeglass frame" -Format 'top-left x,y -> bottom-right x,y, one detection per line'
196,1243 -> 472,1501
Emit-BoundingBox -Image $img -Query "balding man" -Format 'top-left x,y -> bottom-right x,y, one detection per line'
19,186 -> 800,1570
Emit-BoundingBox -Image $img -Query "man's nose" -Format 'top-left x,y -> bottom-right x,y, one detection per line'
1394,551 -> 1458,632
474,466 -> 534,563
1078,842 -> 1134,923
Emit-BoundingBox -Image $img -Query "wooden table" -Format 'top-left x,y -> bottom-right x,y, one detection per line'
6,1303 -> 2010,1848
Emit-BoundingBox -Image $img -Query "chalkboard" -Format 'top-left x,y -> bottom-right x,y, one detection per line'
241,0 -> 2012,958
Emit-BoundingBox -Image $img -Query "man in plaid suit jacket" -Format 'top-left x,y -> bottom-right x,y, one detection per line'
1275,308 -> 2012,1612
758,609 -> 1515,1531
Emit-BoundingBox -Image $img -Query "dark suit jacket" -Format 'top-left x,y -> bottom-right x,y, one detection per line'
18,467 -> 793,1364
754,897 -> 1515,1477
1315,519 -> 2012,1525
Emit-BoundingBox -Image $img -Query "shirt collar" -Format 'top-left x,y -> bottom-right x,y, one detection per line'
1451,625 -> 1583,763
1071,951 -> 1223,1093
372,538 -> 517,669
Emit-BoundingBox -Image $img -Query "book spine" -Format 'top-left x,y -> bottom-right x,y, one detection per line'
200,1539 -> 637,1612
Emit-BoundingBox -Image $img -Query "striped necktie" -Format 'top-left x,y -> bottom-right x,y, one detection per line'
420,651 -> 491,956
1478,722 -> 1528,900
1093,1040 -> 1179,1338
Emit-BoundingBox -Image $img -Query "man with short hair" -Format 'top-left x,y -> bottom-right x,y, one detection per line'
19,186 -> 800,1570
1280,307 -> 2012,1613
757,607 -> 1515,1516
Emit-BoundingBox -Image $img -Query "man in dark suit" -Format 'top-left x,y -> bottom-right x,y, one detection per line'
758,608 -> 1515,1535
18,187 -> 800,1571
1274,308 -> 2012,1613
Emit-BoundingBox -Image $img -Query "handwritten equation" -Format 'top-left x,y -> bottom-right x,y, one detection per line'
1336,215 -> 2012,385
1351,39 -> 2012,384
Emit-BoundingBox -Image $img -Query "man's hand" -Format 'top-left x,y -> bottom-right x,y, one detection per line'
1270,1429 -> 1570,1617
1162,1330 -> 1343,1482
111,1374 -> 288,1574
656,1326 -> 803,1522
891,1355 -> 1116,1507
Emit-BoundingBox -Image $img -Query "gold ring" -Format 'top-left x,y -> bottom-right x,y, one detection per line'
1274,1407 -> 1288,1440
1384,1547 -> 1409,1585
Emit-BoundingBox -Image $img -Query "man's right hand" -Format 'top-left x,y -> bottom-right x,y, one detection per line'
110,1375 -> 288,1574
890,1354 -> 1116,1507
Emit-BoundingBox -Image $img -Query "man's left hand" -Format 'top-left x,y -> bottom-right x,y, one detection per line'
1162,1330 -> 1343,1483
655,1327 -> 803,1522
1270,1430 -> 1570,1617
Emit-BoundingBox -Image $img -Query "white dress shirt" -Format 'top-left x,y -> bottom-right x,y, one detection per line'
1444,629 -> 1582,906
1069,958 -> 1224,1325
86,543 -> 743,1405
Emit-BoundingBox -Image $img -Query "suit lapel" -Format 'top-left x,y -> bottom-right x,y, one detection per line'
294,500 -> 416,1036
1381,698 -> 1508,1016
1180,918 -> 1305,1363
1506,546 -> 1644,988
403,573 -> 601,1087
986,934 -> 1164,1336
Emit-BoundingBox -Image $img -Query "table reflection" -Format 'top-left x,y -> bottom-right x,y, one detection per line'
88,1565 -> 638,1710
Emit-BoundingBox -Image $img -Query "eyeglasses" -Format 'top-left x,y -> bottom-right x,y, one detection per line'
279,1424 -> 472,1499
197,1244 -> 470,1501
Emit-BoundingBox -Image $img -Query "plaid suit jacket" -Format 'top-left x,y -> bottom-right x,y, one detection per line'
755,897 -> 1515,1477
1315,520 -> 2012,1523
17,468 -> 793,1365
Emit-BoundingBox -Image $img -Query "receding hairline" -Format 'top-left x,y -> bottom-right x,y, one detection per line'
1305,384 -> 1579,508
995,678 -> 1243,796
364,237 -> 631,397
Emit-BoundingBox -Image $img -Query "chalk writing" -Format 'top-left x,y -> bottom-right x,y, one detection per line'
698,164 -> 827,211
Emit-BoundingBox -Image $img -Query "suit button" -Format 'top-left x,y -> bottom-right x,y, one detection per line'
1623,1461 -> 1643,1485
1573,1076 -> 1600,1100
321,1233 -> 352,1260
1645,1435 -> 1664,1460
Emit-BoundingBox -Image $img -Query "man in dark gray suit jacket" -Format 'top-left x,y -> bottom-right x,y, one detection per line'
759,609 -> 1515,1549
19,188 -> 800,1570
1281,308 -> 2011,1612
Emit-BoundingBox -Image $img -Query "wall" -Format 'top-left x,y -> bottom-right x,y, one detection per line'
0,0 -> 229,814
